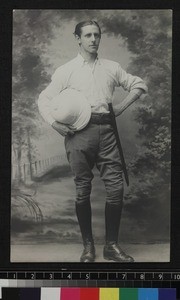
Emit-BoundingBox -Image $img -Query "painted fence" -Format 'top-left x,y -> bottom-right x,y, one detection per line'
12,154 -> 67,182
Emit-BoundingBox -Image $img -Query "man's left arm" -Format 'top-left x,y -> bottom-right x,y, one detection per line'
114,88 -> 145,117
114,64 -> 148,117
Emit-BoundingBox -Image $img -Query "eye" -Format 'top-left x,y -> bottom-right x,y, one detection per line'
85,34 -> 91,38
94,33 -> 100,38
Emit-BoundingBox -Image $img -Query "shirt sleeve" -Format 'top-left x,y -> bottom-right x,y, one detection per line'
116,64 -> 148,93
37,67 -> 67,125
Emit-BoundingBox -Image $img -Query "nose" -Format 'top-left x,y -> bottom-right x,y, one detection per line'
91,34 -> 96,42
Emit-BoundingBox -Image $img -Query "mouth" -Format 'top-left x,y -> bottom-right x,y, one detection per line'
89,46 -> 98,50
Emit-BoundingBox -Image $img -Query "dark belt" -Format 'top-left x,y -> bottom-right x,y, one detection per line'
90,113 -> 112,125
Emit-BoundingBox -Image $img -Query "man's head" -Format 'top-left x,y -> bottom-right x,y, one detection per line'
74,20 -> 101,37
74,20 -> 101,55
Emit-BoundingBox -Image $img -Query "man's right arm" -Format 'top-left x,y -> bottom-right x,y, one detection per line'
38,67 -> 75,136
38,67 -> 65,125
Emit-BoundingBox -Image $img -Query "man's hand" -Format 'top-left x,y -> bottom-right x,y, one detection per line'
52,121 -> 76,137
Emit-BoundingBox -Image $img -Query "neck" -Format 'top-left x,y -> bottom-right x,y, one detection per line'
79,48 -> 97,63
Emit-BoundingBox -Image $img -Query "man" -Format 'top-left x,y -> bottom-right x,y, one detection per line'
38,20 -> 148,263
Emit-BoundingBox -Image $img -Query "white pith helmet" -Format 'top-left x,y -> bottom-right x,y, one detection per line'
50,89 -> 91,131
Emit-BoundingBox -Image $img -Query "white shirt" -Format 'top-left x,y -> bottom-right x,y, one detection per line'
38,54 -> 148,125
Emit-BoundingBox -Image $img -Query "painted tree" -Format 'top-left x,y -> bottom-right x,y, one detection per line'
12,10 -> 54,182
101,10 -> 171,239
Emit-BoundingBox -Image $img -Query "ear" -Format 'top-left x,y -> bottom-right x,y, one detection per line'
75,34 -> 81,45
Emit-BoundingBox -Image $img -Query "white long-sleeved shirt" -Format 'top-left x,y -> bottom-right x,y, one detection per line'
38,53 -> 148,125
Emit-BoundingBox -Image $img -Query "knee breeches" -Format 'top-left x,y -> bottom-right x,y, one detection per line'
65,123 -> 123,205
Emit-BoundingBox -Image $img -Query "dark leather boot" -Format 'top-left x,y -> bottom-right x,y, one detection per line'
103,242 -> 134,262
80,239 -> 95,262
105,202 -> 122,242
104,202 -> 134,262
76,201 -> 95,262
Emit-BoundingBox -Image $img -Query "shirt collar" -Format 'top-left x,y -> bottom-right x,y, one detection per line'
76,53 -> 101,66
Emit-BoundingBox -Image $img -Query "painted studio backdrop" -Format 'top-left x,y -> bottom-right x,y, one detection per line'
11,10 -> 171,262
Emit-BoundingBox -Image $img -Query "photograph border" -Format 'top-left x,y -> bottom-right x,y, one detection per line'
0,0 -> 180,273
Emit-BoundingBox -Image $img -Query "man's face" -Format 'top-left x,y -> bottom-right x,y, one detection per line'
76,25 -> 101,54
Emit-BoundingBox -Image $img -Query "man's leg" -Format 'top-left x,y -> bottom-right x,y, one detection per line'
64,124 -> 99,262
96,124 -> 134,262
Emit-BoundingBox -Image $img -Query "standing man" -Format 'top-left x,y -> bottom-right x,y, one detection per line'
38,20 -> 148,263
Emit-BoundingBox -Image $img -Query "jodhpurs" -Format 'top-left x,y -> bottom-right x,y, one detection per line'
64,122 -> 123,206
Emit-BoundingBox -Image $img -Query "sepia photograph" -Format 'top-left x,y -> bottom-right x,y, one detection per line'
11,9 -> 171,263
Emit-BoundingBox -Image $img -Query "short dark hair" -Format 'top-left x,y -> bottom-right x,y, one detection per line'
74,20 -> 101,37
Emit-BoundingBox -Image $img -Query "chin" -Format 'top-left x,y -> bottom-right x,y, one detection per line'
89,49 -> 98,54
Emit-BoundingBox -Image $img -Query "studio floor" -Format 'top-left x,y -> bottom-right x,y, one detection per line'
11,242 -> 170,263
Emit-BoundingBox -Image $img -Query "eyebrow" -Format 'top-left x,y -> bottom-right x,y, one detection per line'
84,32 -> 100,36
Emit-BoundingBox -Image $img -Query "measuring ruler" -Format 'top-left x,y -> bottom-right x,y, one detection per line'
0,271 -> 180,287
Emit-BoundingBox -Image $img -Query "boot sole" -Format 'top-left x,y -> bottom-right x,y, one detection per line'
80,254 -> 96,263
104,255 -> 122,262
103,255 -> 134,262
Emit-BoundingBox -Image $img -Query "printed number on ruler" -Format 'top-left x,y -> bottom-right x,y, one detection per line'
67,273 -> 71,279
122,273 -> 126,280
118,273 -> 127,280
173,274 -> 180,280
136,273 -> 145,280
86,273 -> 90,280
45,273 -> 54,280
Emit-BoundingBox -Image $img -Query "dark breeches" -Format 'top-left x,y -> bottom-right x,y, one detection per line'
65,122 -> 123,205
